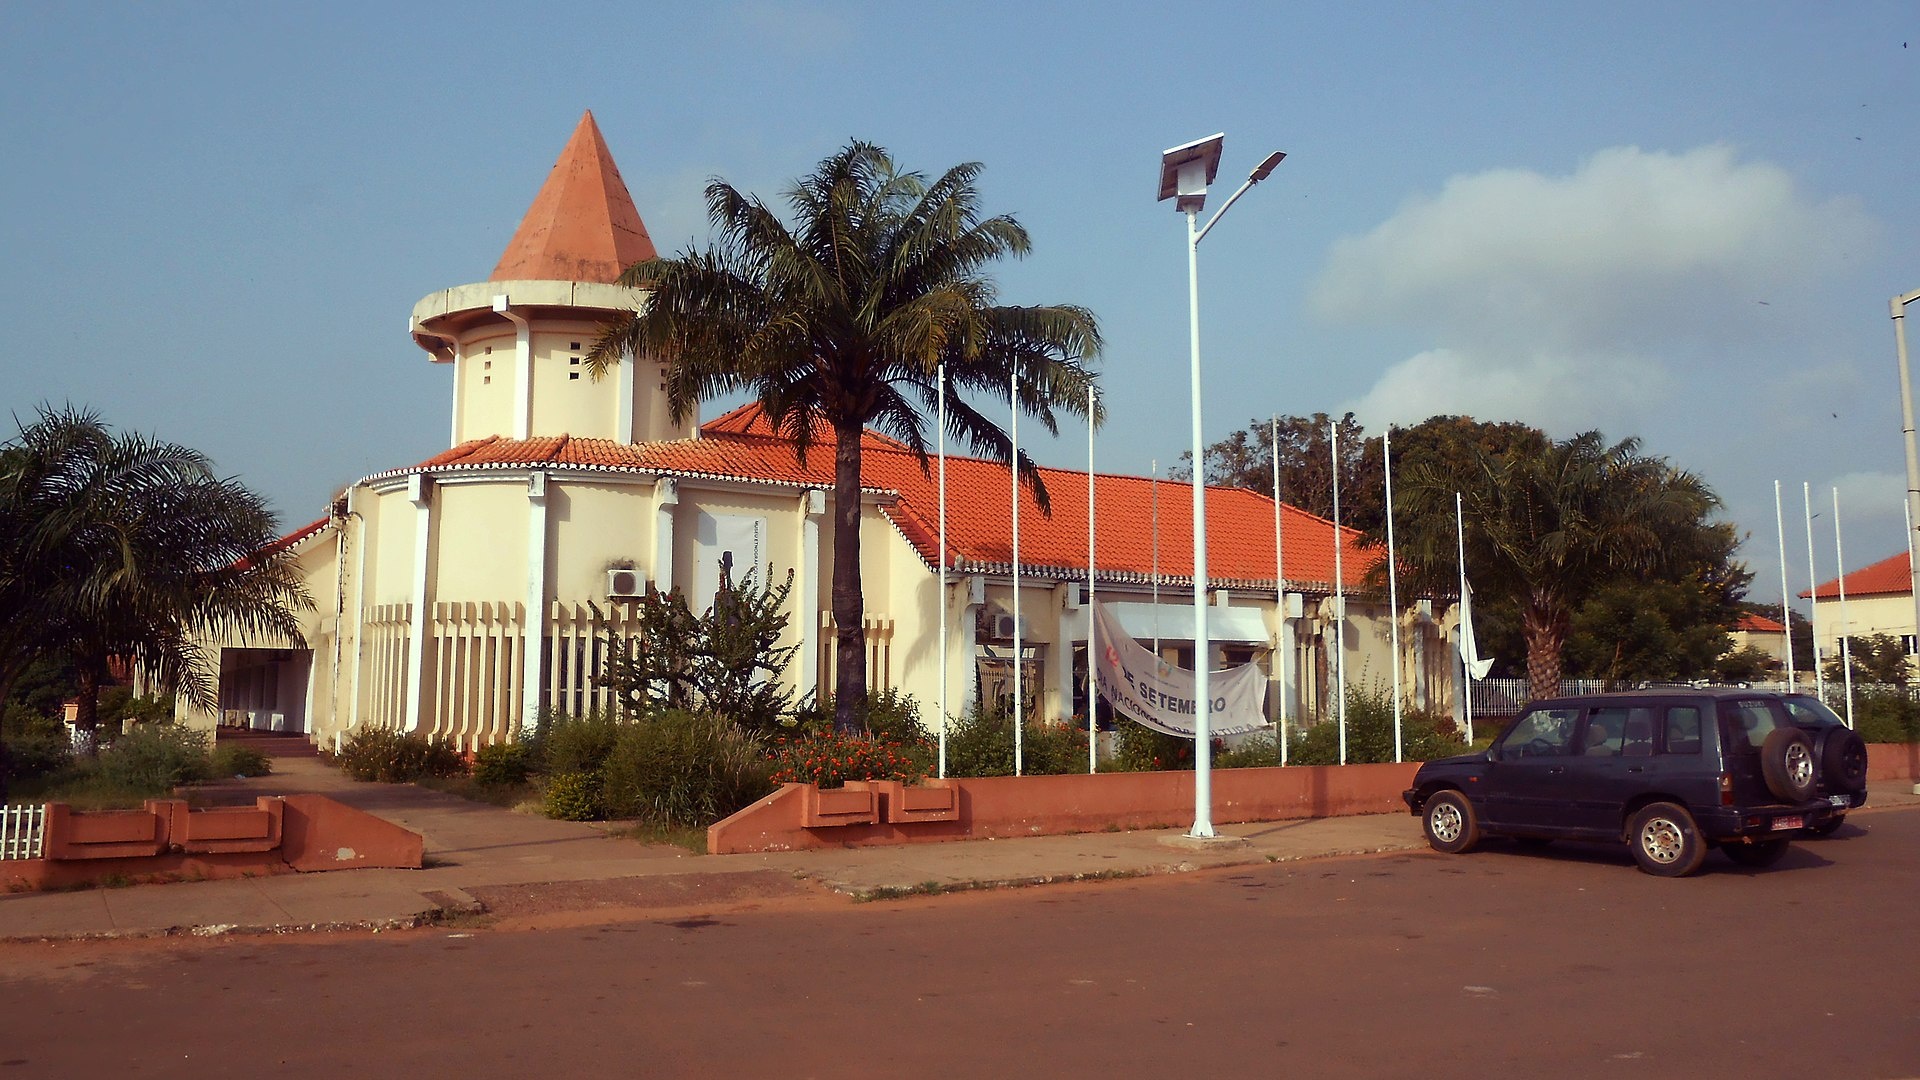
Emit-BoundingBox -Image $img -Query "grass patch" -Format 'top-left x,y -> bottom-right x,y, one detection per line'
608,820 -> 709,853
9,770 -> 164,810
415,774 -> 533,808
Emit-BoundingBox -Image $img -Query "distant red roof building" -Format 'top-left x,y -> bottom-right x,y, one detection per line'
370,403 -> 1380,593
1734,612 -> 1786,634
1802,551 -> 1911,600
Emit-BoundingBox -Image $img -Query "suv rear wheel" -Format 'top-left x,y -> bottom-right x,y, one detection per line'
1628,802 -> 1707,877
1422,791 -> 1480,854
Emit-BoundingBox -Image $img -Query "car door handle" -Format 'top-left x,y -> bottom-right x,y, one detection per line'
1547,766 -> 1566,775
1626,766 -> 1644,773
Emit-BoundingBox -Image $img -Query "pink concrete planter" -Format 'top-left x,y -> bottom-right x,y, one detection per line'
877,779 -> 960,824
800,781 -> 880,828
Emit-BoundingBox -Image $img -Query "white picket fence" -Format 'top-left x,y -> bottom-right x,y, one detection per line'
0,804 -> 46,860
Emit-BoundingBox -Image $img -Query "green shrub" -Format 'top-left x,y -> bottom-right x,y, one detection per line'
600,710 -> 774,826
942,704 -> 1089,777
96,724 -> 212,793
473,742 -> 532,787
1288,683 -> 1467,766
1110,721 -> 1194,772
2,727 -> 73,781
1214,731 -> 1282,769
536,710 -> 623,776
332,727 -> 467,782
210,743 -> 273,778
543,770 -> 602,821
1850,690 -> 1920,743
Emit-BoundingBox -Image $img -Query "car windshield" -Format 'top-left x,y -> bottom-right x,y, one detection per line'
1781,694 -> 1846,728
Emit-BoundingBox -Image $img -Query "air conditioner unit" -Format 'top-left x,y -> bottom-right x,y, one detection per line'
606,568 -> 647,599
991,613 -> 1030,640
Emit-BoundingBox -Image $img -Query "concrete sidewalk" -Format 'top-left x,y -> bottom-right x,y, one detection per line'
4,752 -> 1914,941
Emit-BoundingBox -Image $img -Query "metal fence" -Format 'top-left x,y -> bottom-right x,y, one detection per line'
0,804 -> 45,860
1466,678 -> 1919,720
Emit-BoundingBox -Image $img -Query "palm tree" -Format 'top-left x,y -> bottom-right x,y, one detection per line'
0,406 -> 310,735
1389,430 -> 1719,703
589,143 -> 1102,732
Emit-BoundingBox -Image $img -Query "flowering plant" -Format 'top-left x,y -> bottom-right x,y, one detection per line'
771,732 -> 924,789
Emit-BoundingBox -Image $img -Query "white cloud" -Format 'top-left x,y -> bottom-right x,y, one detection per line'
1828,471 -> 1908,528
1319,144 -> 1876,429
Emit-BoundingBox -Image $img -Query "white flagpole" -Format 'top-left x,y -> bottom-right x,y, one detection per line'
1331,421 -> 1347,766
937,362 -> 948,778
1834,487 -> 1855,728
1087,386 -> 1098,775
1152,460 -> 1161,657
1272,417 -> 1288,767
1386,426 -> 1403,763
1011,367 -> 1023,775
1457,491 -> 1475,744
1805,482 -> 1825,701
1907,500 -> 1917,669
1774,480 -> 1794,692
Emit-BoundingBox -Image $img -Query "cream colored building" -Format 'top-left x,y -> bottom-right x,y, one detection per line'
1804,550 -> 1917,673
192,112 -> 1464,748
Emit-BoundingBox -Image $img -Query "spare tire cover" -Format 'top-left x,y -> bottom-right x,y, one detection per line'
1818,727 -> 1869,793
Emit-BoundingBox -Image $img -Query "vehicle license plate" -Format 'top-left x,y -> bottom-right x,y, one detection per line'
1829,795 -> 1850,808
1771,816 -> 1803,831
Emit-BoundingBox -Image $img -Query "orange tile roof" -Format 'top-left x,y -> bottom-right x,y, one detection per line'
1803,550 -> 1911,599
1735,612 -> 1787,633
489,111 -> 658,284
376,405 -> 1384,593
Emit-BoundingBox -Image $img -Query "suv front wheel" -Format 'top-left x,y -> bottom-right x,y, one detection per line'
1628,802 -> 1707,877
1422,790 -> 1480,854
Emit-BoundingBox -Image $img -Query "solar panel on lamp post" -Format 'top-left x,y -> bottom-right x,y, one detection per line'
1158,135 -> 1285,839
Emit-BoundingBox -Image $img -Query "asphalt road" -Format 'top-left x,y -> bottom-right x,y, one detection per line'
3,808 -> 1918,1079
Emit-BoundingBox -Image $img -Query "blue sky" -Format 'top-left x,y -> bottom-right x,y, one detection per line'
2,2 -> 1915,607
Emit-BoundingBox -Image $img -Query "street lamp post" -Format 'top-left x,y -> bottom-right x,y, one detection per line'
1894,287 -> 1920,651
1158,134 -> 1285,839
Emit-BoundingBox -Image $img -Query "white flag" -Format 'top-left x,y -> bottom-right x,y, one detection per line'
1459,579 -> 1495,679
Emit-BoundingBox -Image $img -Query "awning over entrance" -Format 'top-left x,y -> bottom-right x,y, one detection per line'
1100,601 -> 1270,645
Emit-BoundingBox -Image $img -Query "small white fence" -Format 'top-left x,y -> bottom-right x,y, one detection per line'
0,804 -> 46,860
1466,677 -> 1917,719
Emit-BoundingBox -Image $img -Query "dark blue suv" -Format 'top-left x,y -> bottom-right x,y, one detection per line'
1403,689 -> 1839,876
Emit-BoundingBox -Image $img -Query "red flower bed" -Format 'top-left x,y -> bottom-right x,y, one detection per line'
771,732 -> 923,789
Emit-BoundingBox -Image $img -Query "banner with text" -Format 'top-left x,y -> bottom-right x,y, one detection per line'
1091,601 -> 1269,739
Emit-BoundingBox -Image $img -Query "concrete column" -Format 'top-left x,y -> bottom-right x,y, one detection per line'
797,488 -> 825,700
402,474 -> 433,733
1050,582 -> 1079,720
959,575 -> 984,719
615,345 -> 635,443
653,479 -> 679,593
522,471 -> 550,732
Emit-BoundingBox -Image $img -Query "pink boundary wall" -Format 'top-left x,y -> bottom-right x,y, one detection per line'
3,794 -> 424,892
708,761 -> 1421,854
709,744 -> 1920,855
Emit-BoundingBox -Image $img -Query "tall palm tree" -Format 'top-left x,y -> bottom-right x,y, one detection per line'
590,143 -> 1102,732
0,407 -> 310,734
1390,430 -> 1719,703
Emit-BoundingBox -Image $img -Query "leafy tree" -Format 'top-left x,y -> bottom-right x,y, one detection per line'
598,566 -> 801,733
1562,520 -> 1748,684
1824,633 -> 1912,686
589,143 -> 1101,732
0,407 -> 308,735
1715,645 -> 1780,683
1388,429 -> 1724,702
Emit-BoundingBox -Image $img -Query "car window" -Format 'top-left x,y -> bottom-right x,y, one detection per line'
1500,708 -> 1579,758
1718,699 -> 1788,754
1582,708 -> 1632,757
1622,708 -> 1655,757
1781,695 -> 1844,728
1662,707 -> 1703,755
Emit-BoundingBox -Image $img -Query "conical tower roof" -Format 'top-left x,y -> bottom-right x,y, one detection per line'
490,110 -> 658,283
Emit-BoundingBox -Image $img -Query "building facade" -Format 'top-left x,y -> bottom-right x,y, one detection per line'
193,112 -> 1464,748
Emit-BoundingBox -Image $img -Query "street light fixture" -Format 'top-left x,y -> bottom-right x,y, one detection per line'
1158,134 -> 1285,839
1893,287 -> 1920,651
